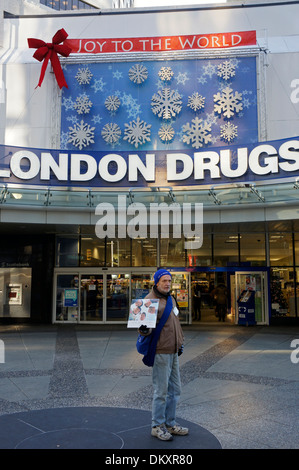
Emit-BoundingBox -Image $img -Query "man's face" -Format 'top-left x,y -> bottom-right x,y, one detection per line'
156,275 -> 172,294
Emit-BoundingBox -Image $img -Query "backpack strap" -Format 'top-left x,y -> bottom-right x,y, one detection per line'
142,295 -> 173,367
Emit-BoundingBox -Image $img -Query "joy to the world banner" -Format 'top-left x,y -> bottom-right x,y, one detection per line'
64,30 -> 256,54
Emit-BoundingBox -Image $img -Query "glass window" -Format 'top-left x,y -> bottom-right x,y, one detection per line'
269,233 -> 293,266
187,230 -> 212,267
160,237 -> 186,267
56,236 -> 79,267
213,233 -> 239,266
107,239 -> 131,267
239,233 -> 266,266
270,268 -> 296,318
132,239 -> 157,266
80,236 -> 105,267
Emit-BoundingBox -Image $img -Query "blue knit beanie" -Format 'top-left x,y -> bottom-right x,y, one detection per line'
154,269 -> 172,285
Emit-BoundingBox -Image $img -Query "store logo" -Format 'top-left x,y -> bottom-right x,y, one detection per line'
0,340 -> 4,363
94,196 -> 203,249
290,339 -> 299,364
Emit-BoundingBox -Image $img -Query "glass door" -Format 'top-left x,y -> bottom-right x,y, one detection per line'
80,274 -> 104,321
235,271 -> 268,325
106,273 -> 130,322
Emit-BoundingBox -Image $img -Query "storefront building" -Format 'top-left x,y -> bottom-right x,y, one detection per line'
0,1 -> 299,326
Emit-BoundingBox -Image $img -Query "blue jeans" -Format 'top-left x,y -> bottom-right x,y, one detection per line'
152,353 -> 181,428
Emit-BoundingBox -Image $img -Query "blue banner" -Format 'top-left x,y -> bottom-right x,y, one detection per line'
0,137 -> 298,188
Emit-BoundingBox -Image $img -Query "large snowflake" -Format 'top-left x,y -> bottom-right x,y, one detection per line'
187,92 -> 205,112
75,67 -> 93,85
220,122 -> 238,142
158,67 -> 174,82
68,120 -> 95,150
158,123 -> 175,142
101,123 -> 122,145
182,117 -> 211,149
151,87 -> 182,120
128,64 -> 148,84
123,116 -> 151,148
217,60 -> 236,81
214,86 -> 243,118
73,94 -> 92,114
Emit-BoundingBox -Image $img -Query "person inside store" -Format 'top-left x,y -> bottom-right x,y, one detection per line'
192,282 -> 201,321
211,282 -> 228,322
138,269 -> 188,442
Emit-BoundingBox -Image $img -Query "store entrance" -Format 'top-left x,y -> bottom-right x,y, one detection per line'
54,268 -> 192,324
191,269 -> 269,325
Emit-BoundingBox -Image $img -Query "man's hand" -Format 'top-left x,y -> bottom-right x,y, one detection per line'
178,344 -> 184,356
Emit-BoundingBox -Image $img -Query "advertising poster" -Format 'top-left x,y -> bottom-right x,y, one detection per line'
127,298 -> 159,328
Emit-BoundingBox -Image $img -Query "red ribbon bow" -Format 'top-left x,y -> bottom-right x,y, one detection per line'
28,28 -> 72,89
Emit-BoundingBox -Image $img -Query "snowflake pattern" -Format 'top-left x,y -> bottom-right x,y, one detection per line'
151,87 -> 182,120
68,120 -> 95,150
158,123 -> 175,142
217,61 -> 236,81
214,86 -> 243,118
187,92 -> 205,112
75,67 -> 93,85
101,123 -> 122,145
182,117 -> 211,149
158,67 -> 174,82
123,116 -> 151,148
91,77 -> 106,93
128,64 -> 148,84
105,95 -> 121,113
220,122 -> 238,142
73,94 -> 92,114
61,57 -> 258,151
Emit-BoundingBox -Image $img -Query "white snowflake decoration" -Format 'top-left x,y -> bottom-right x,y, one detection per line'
123,116 -> 151,148
182,117 -> 211,149
158,123 -> 175,142
105,95 -> 121,113
217,61 -> 236,81
75,67 -> 93,85
220,122 -> 238,142
101,123 -> 122,145
128,64 -> 148,84
214,86 -> 243,118
73,94 -> 92,115
158,67 -> 174,82
151,87 -> 182,120
187,92 -> 205,112
68,120 -> 95,150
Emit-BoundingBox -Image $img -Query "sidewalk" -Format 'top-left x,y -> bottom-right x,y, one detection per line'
0,323 -> 298,449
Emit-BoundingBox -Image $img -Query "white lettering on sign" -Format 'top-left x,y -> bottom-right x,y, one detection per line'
1,139 -> 299,185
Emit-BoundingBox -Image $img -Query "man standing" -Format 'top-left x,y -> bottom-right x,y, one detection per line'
138,269 -> 188,441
